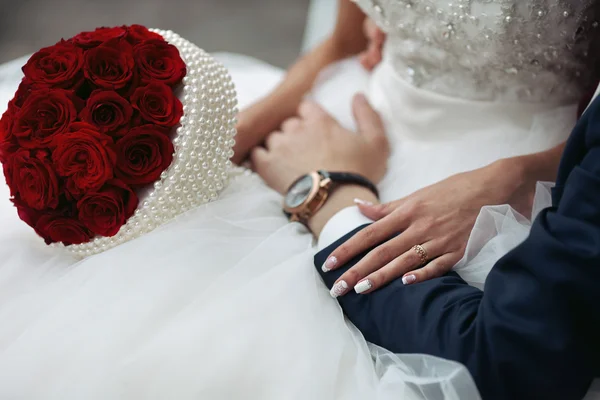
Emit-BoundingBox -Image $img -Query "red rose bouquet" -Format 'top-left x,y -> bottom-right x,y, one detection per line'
0,26 -> 237,257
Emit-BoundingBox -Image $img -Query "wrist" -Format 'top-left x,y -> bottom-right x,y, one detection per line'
487,158 -> 531,200
488,150 -> 560,216
238,101 -> 273,138
501,143 -> 565,185
307,185 -> 379,237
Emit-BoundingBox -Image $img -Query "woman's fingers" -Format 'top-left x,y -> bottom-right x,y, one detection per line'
355,199 -> 403,221
359,44 -> 383,71
360,18 -> 385,71
400,252 -> 462,286
329,231 -> 433,298
351,240 -> 440,295
321,207 -> 409,273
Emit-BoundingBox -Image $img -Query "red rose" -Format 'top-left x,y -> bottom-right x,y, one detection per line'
22,41 -> 84,89
11,197 -> 43,229
52,122 -> 116,196
0,104 -> 17,161
80,90 -> 133,137
35,215 -> 92,245
2,159 -> 13,193
131,82 -> 183,127
84,39 -> 134,90
7,149 -> 60,210
115,125 -> 174,185
12,89 -> 78,149
77,179 -> 138,237
125,25 -> 163,44
133,39 -> 186,86
11,80 -> 35,108
72,26 -> 127,48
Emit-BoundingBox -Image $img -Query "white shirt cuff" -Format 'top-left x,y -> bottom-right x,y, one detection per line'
317,206 -> 374,250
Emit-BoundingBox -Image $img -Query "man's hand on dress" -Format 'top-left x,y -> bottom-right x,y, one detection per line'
250,94 -> 389,195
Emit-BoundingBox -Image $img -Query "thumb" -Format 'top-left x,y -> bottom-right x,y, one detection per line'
352,94 -> 386,143
355,199 -> 402,220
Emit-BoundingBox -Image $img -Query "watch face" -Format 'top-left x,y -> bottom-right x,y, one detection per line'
285,175 -> 314,209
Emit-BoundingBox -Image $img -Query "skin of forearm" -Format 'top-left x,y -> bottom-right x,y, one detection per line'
497,142 -> 566,200
241,0 -> 369,142
244,38 -> 362,135
517,142 -> 566,183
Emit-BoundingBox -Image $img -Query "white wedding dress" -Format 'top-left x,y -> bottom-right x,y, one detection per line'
0,1 -> 599,399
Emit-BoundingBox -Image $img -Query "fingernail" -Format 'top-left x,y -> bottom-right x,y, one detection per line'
354,279 -> 373,294
402,274 -> 417,285
330,280 -> 349,298
354,198 -> 374,206
355,93 -> 367,103
321,256 -> 337,273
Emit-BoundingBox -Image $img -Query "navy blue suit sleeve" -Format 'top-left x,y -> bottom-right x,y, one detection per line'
315,147 -> 600,400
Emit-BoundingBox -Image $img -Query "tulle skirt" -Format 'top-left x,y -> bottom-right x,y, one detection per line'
0,52 -> 581,399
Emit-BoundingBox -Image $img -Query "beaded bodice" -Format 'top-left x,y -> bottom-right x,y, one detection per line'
353,0 -> 600,103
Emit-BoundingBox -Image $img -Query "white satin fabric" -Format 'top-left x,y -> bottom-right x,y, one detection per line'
0,50 -> 582,399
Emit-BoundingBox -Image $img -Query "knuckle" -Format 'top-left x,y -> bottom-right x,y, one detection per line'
403,201 -> 418,216
437,263 -> 453,275
282,118 -> 300,132
406,250 -> 421,266
418,268 -> 432,282
361,226 -> 378,242
427,264 -> 445,279
334,244 -> 351,263
373,269 -> 389,286
377,203 -> 392,216
267,133 -> 286,149
372,245 -> 395,264
343,268 -> 362,285
420,216 -> 436,230
249,149 -> 265,164
297,101 -> 309,114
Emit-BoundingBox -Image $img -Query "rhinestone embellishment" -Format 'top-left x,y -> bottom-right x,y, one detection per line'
353,0 -> 599,103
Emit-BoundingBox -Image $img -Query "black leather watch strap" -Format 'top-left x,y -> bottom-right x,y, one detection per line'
319,170 -> 379,199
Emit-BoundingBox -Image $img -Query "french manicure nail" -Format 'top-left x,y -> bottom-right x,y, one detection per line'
322,256 -> 338,273
354,280 -> 373,294
330,280 -> 349,298
354,198 -> 374,206
402,274 -> 417,285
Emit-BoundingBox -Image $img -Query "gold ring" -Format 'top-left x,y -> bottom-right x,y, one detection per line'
412,244 -> 428,266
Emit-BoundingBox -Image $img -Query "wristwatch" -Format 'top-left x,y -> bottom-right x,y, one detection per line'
283,170 -> 379,225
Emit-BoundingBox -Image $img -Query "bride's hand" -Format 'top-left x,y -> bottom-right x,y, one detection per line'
323,160 -> 537,293
358,18 -> 385,71
232,103 -> 275,165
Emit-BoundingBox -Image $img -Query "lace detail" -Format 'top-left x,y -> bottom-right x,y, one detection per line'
353,0 -> 600,103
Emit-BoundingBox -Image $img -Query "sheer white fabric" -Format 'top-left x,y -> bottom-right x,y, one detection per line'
0,53 -> 482,400
0,0 -> 596,397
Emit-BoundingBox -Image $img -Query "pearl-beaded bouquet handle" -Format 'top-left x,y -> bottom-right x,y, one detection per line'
0,26 -> 238,258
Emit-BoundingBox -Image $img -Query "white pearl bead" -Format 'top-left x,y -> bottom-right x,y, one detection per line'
67,30 -> 237,258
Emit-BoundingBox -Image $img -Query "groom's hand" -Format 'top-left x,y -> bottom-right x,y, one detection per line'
250,94 -> 389,194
